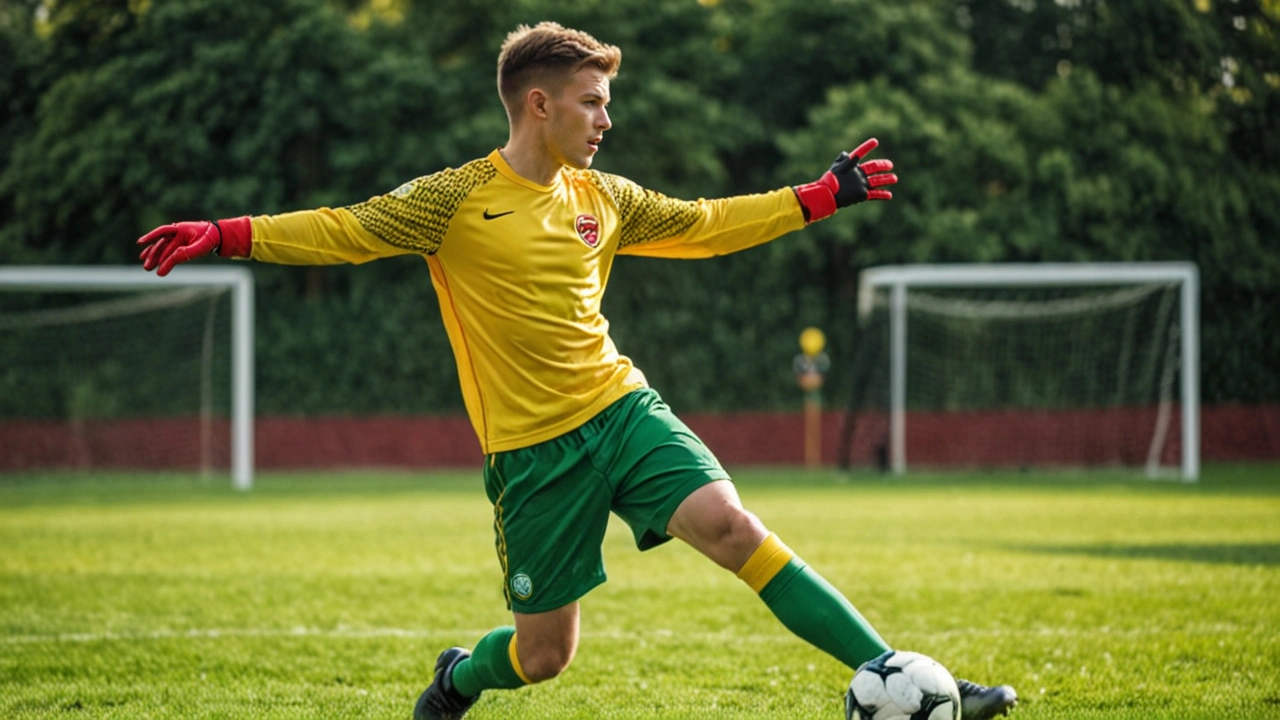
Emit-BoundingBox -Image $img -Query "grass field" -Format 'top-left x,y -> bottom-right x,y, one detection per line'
3,465 -> 1279,719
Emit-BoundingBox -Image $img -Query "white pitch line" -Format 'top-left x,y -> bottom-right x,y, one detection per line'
3,627 -> 482,645
3,624 -> 1248,646
2,627 -> 813,646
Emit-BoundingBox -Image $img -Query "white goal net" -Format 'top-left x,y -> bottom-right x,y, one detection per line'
0,267 -> 254,489
852,263 -> 1199,480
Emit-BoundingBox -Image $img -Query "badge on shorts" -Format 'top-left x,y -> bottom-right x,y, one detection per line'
511,573 -> 534,601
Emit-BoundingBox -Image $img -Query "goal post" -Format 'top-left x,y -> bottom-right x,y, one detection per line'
855,263 -> 1199,481
0,266 -> 255,490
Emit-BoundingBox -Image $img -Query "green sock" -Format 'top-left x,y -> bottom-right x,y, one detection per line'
449,626 -> 528,698
758,558 -> 891,669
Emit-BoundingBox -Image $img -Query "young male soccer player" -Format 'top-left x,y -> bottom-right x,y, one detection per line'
137,21 -> 1016,720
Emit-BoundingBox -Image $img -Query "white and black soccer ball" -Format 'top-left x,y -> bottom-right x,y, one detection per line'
846,650 -> 961,720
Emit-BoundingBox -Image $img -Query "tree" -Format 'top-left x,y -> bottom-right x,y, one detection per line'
949,0 -> 1280,401
2,0 -> 1275,412
787,40 -> 1280,403
0,0 -> 453,264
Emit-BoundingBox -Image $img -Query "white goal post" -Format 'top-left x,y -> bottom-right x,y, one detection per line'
857,262 -> 1199,481
0,266 -> 255,490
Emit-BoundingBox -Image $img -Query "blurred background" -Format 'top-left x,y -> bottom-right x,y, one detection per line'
0,0 -> 1277,473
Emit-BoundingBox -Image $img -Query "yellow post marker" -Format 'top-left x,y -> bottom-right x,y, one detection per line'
799,327 -> 826,358
794,327 -> 829,468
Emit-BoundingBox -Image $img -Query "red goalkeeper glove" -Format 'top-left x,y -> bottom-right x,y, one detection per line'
137,216 -> 252,276
793,138 -> 897,223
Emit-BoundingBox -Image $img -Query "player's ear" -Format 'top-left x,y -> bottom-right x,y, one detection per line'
527,88 -> 549,120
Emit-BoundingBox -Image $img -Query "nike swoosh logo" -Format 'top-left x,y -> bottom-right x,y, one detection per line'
483,209 -> 514,220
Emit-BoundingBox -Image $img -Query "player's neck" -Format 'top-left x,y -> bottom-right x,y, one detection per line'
499,139 -> 562,187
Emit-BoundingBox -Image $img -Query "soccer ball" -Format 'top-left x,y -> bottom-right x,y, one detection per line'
845,650 -> 961,720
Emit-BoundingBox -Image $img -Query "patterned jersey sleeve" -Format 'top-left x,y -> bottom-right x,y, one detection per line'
590,172 -> 805,259
348,158 -> 498,254
588,172 -> 704,250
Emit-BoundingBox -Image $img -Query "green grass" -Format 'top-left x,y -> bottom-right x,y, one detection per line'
3,465 -> 1279,719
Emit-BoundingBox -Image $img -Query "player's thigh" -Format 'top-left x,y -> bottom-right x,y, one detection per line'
603,388 -> 731,551
486,439 -> 612,614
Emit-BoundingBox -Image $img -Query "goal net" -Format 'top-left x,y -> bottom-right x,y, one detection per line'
847,263 -> 1199,480
0,267 -> 254,489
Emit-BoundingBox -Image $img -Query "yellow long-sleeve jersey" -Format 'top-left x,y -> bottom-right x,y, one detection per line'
248,150 -> 806,453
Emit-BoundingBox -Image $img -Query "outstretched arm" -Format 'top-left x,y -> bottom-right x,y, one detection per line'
792,138 -> 898,223
612,138 -> 898,260
137,206 -> 424,275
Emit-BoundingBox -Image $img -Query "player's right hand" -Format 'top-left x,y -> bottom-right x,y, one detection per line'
138,216 -> 250,276
137,221 -> 222,276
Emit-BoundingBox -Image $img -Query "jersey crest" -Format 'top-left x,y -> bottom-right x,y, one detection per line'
575,214 -> 600,248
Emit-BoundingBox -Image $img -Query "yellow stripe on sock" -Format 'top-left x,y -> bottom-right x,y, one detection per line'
508,633 -> 533,685
736,533 -> 796,593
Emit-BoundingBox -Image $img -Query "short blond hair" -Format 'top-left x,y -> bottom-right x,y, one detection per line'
497,22 -> 621,117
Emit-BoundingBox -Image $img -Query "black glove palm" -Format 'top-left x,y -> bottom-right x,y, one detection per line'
794,138 -> 897,223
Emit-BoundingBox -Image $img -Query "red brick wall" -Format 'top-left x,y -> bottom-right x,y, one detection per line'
1,404 -> 1276,472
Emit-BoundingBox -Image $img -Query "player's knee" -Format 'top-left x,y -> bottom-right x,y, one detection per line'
519,642 -> 575,683
721,506 -> 767,547
707,508 -> 769,571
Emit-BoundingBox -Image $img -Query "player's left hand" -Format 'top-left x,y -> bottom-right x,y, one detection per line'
794,138 -> 898,223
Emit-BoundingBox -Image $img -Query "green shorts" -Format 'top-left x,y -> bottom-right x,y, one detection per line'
483,388 -> 728,614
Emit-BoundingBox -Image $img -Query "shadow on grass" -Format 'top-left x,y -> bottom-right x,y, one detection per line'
1010,542 -> 1280,566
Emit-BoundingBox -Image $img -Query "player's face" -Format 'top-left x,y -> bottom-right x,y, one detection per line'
545,67 -> 611,170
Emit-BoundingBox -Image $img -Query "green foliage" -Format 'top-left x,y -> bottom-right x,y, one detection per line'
1,0 -> 1277,413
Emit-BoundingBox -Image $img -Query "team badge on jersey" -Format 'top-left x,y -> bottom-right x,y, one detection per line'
575,214 -> 600,248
